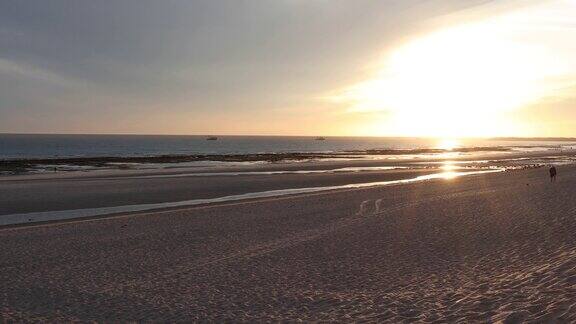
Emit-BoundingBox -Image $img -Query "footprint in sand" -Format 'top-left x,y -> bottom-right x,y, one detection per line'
375,198 -> 383,213
356,200 -> 371,217
356,199 -> 384,217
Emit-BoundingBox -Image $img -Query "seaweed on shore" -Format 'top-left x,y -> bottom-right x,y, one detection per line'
0,146 -> 514,175
0,153 -> 359,174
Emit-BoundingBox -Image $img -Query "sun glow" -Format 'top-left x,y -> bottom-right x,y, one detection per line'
331,1 -> 574,137
437,139 -> 460,151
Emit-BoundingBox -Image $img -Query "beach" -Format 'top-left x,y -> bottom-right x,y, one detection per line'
5,0 -> 576,321
2,162 -> 576,321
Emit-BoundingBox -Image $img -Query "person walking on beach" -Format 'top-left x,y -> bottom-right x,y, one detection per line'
549,165 -> 557,182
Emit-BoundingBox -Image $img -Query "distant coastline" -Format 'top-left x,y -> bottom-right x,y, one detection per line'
492,136 -> 576,142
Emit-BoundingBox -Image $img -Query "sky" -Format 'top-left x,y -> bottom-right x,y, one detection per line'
1,0 -> 576,137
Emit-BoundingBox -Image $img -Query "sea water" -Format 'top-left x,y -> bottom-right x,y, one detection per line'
0,133 -> 574,159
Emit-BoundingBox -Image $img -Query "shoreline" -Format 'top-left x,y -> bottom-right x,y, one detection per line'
0,168 -> 503,227
1,146 -> 571,177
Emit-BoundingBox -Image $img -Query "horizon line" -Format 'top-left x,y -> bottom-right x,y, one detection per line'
2,132 -> 576,141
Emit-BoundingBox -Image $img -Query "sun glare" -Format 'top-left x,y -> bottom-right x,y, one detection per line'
331,1 -> 573,137
438,161 -> 459,179
437,139 -> 460,151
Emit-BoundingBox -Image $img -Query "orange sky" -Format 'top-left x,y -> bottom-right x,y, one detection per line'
1,1 -> 576,137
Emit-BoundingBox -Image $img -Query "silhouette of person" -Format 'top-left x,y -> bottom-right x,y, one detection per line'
549,166 -> 557,182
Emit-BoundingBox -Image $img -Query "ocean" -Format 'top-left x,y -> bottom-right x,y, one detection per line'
1,134 -> 575,160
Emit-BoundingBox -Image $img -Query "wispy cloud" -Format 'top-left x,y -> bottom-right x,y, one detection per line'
0,57 -> 77,88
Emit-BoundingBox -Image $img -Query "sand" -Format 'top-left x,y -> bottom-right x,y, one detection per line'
1,165 -> 576,322
0,168 -> 443,216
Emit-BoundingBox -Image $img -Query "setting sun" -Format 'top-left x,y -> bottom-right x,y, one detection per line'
437,139 -> 460,151
331,1 -> 574,137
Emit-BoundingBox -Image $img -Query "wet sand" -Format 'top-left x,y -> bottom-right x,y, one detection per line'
2,165 -> 576,321
1,147 -> 569,217
0,168 -> 442,217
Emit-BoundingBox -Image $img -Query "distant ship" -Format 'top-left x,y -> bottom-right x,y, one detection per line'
206,136 -> 218,141
315,137 -> 326,141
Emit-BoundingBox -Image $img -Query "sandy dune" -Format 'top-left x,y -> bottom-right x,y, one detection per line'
1,166 -> 576,322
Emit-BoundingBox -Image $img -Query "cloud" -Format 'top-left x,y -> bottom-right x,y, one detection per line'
0,57 -> 82,90
0,0 -> 525,134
